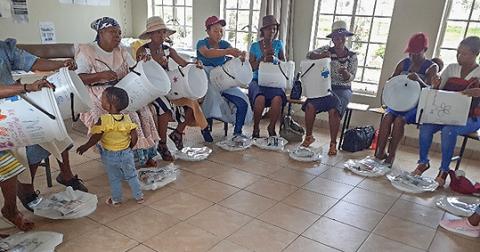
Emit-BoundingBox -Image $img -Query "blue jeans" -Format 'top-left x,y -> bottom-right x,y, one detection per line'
418,117 -> 480,172
99,147 -> 143,202
222,93 -> 248,135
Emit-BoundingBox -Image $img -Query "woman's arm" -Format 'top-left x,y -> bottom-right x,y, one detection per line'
31,58 -> 77,71
78,71 -> 118,86
462,88 -> 480,97
0,79 -> 54,98
198,45 -> 241,58
249,52 -> 260,71
421,64 -> 439,88
169,48 -> 190,67
390,59 -> 405,79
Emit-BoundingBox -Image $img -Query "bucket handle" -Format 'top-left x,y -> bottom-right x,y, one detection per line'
70,93 -> 80,122
301,63 -> 316,78
278,63 -> 289,80
222,65 -> 236,80
178,65 -> 185,77
19,94 -> 56,120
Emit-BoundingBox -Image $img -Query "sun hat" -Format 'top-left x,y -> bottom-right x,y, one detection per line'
405,32 -> 429,54
326,20 -> 354,38
139,16 -> 176,40
205,16 -> 226,29
260,15 -> 280,30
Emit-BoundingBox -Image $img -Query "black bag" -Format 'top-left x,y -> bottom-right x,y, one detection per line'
280,115 -> 305,142
341,126 -> 375,152
290,72 -> 302,100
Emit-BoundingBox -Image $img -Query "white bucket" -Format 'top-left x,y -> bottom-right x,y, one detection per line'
0,88 -> 69,151
166,64 -> 208,100
258,61 -> 295,89
116,60 -> 171,112
47,67 -> 93,121
300,58 -> 332,98
382,75 -> 421,112
210,57 -> 253,91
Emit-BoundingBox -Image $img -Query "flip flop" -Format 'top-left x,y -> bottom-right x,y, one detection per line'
105,197 -> 121,207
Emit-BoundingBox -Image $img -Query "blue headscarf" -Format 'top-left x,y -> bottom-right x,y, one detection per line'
90,17 -> 120,41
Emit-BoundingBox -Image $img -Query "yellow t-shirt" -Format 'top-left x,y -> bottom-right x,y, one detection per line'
91,114 -> 137,151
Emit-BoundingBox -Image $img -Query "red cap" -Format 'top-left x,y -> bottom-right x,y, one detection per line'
405,33 -> 429,54
205,16 -> 226,29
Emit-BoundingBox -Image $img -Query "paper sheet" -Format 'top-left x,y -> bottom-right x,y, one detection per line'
39,22 -> 57,44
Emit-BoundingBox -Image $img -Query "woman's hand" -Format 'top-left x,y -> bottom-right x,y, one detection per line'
468,77 -> 480,88
312,50 -> 331,60
97,71 -> 118,84
159,56 -> 169,68
63,59 -> 77,70
407,72 -> 420,82
339,67 -> 350,81
462,88 -> 480,97
431,75 -> 441,89
137,52 -> 152,62
194,59 -> 204,69
228,48 -> 243,58
26,78 -> 55,92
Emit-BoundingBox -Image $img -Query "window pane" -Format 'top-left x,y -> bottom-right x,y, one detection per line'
315,38 -> 331,49
439,48 -> 458,66
226,0 -> 237,9
363,68 -> 381,83
163,0 -> 173,5
319,0 -> 336,14
154,6 -> 164,17
237,10 -> 250,31
356,0 -> 375,15
163,6 -> 174,22
252,10 -> 260,32
442,21 -> 467,48
467,21 -> 480,37
238,0 -> 250,9
352,82 -> 378,95
448,0 -> 474,20
226,10 -> 237,30
253,0 -> 261,10
375,0 -> 395,17
352,17 -> 372,42
336,0 -> 355,15
185,0 -> 192,6
351,42 -> 368,66
370,18 -> 391,43
355,67 -> 364,81
186,7 -> 192,26
176,0 -> 184,5
316,15 -> 334,39
334,16 -> 352,27
471,1 -> 480,20
236,32 -> 251,51
176,7 -> 185,25
365,43 -> 385,68
227,30 -> 236,47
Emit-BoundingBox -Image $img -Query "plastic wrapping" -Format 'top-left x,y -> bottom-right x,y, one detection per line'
288,146 -> 322,162
435,196 -> 480,217
174,147 -> 212,161
0,232 -> 63,252
252,136 -> 288,152
137,164 -> 178,191
344,156 -> 391,177
30,187 -> 97,219
216,136 -> 252,152
386,170 -> 438,193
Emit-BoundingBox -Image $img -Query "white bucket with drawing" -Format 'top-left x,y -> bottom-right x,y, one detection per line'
116,60 -> 171,112
0,88 -> 69,151
210,57 -> 253,91
258,61 -> 295,89
166,64 -> 208,100
382,75 -> 421,112
300,58 -> 332,98
47,67 -> 93,121
416,89 -> 472,126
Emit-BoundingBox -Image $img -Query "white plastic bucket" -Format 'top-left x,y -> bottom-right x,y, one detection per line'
210,58 -> 253,91
0,88 -> 69,151
166,64 -> 208,100
300,58 -> 332,98
116,60 -> 171,112
382,75 -> 421,112
258,61 -> 295,89
47,67 -> 93,121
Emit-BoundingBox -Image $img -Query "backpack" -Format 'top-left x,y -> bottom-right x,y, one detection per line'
280,115 -> 305,142
290,72 -> 302,100
341,126 -> 375,152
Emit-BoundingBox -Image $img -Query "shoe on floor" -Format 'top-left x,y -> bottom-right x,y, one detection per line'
56,174 -> 88,192
439,218 -> 480,238
201,128 -> 213,143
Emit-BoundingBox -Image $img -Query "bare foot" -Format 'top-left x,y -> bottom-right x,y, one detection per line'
1,208 -> 34,231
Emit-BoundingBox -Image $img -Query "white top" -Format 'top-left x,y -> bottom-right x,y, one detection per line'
75,43 -> 135,74
440,63 -> 480,89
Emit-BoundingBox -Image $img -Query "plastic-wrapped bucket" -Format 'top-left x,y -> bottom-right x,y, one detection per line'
382,75 -> 421,112
116,60 -> 171,112
258,61 -> 295,89
210,58 -> 253,91
301,58 -> 331,98
166,64 -> 208,100
0,88 -> 69,150
47,67 -> 93,121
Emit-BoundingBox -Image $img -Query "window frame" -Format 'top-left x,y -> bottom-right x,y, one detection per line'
221,0 -> 261,51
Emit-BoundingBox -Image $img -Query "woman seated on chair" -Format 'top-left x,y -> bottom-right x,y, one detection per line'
196,16 -> 252,140
303,20 -> 358,155
375,33 -> 439,166
136,16 -> 212,161
248,15 -> 287,138
411,36 -> 480,187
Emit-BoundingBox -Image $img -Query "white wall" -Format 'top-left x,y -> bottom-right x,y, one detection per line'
0,0 -> 132,44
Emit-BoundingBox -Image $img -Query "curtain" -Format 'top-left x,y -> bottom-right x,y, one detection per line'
258,0 -> 295,60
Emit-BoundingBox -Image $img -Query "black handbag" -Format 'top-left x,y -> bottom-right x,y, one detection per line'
341,126 -> 375,152
280,115 -> 305,142
290,72 -> 302,100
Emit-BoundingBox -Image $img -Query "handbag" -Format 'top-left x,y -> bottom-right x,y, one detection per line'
280,115 -> 305,142
290,72 -> 302,100
341,126 -> 375,152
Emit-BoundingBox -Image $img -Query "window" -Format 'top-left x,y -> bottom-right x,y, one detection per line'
436,0 -> 480,65
312,0 -> 395,95
149,0 -> 193,49
221,0 -> 262,51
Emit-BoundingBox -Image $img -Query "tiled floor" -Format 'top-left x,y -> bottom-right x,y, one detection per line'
2,122 -> 480,252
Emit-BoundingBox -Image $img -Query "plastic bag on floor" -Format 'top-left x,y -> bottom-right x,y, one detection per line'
30,187 -> 97,219
435,195 -> 480,217
386,170 -> 438,193
174,147 -> 212,161
344,156 -> 391,177
253,136 -> 288,152
216,135 -> 252,151
137,164 -> 178,191
0,231 -> 63,252
288,146 -> 321,162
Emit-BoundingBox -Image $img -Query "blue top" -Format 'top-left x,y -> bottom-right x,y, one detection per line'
196,38 -> 232,67
249,39 -> 284,80
0,39 -> 38,85
400,57 -> 434,81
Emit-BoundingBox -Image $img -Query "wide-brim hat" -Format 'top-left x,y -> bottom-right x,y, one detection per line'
260,15 -> 280,30
139,16 -> 176,40
326,20 -> 354,38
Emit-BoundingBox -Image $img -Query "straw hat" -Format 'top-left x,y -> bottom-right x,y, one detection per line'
326,20 -> 354,38
260,15 -> 280,30
139,16 -> 176,40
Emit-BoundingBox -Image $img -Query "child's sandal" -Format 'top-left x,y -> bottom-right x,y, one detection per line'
301,135 -> 315,147
328,142 -> 337,156
136,198 -> 145,204
105,197 -> 121,207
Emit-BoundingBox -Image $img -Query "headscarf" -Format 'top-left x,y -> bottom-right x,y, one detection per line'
90,17 -> 120,41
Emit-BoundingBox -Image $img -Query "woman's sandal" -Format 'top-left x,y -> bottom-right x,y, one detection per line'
411,163 -> 431,176
328,142 -> 337,156
136,198 -> 145,204
157,143 -> 174,162
301,135 -> 315,147
1,208 -> 34,231
435,171 -> 449,188
169,130 -> 184,150
105,197 -> 121,207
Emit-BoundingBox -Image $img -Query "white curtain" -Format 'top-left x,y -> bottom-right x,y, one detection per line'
258,0 -> 295,60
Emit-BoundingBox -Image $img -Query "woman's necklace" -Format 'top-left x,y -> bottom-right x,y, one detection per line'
112,114 -> 124,122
